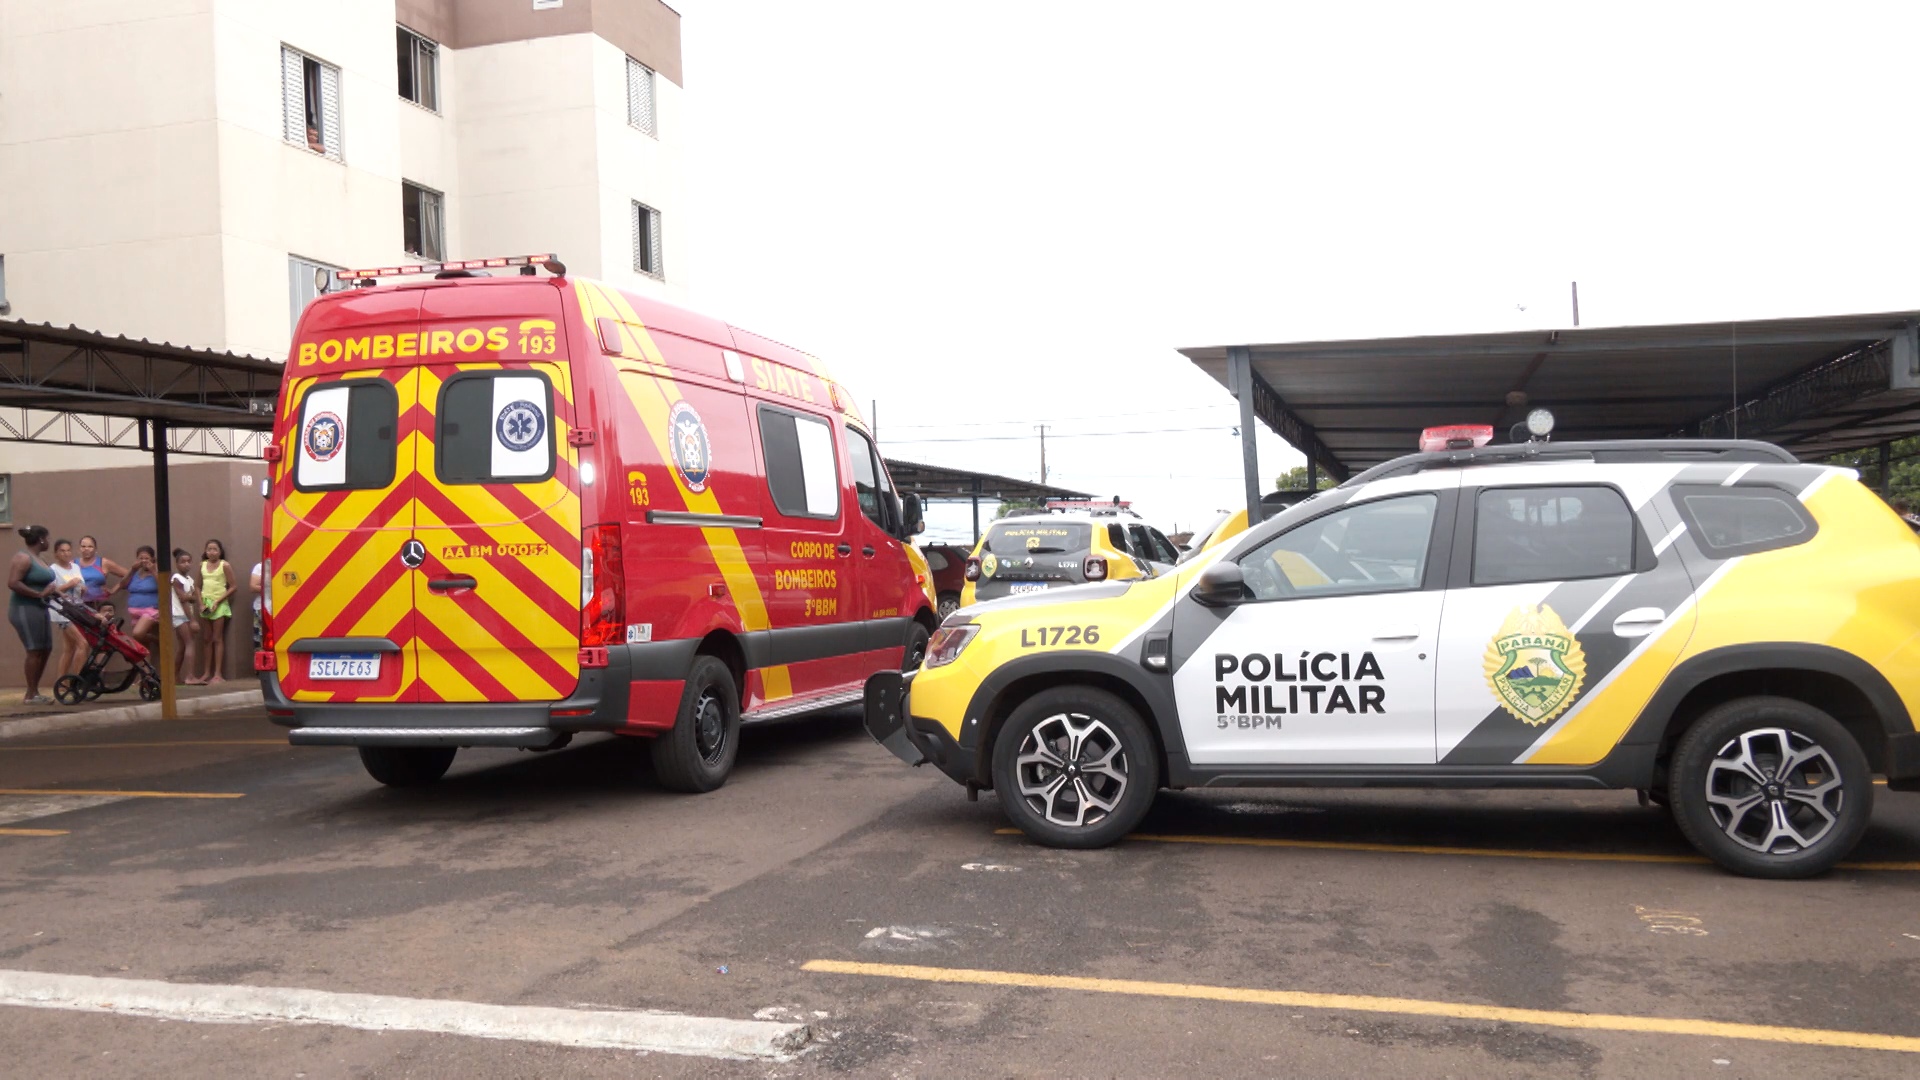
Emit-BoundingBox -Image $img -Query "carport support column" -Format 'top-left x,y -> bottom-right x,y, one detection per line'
971,477 -> 982,545
152,418 -> 177,721
1228,346 -> 1262,527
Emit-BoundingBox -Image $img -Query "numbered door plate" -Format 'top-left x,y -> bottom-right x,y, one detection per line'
309,653 -> 381,680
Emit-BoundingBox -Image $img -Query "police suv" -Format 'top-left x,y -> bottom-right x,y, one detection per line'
865,428 -> 1920,879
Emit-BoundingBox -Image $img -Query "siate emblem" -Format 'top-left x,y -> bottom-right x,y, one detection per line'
399,539 -> 427,569
495,399 -> 545,452
1483,604 -> 1588,727
668,401 -> 712,493
304,411 -> 344,462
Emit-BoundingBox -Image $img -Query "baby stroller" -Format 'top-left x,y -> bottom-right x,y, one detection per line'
47,594 -> 162,705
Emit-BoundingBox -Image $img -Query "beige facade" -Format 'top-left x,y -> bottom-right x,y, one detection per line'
0,0 -> 685,366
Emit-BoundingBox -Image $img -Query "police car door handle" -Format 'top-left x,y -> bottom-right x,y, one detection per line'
1372,630 -> 1421,642
836,543 -> 853,557
1612,607 -> 1666,638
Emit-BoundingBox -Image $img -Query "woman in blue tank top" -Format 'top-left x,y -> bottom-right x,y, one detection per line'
121,545 -> 163,652
76,535 -> 126,606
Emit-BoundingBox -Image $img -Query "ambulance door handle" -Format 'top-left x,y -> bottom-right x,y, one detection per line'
862,546 -> 876,558
836,543 -> 853,557
428,577 -> 477,593
1612,607 -> 1666,638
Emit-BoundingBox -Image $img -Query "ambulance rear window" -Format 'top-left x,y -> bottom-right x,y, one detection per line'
982,522 -> 1091,556
435,371 -> 555,485
294,380 -> 398,492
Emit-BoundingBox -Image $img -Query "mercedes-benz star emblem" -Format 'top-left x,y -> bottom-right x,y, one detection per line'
399,539 -> 427,569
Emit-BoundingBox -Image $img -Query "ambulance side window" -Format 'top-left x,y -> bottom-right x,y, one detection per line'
294,380 -> 398,492
758,405 -> 840,519
435,371 -> 555,485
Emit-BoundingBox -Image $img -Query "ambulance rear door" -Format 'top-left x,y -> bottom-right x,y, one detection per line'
274,288 -> 423,704
408,283 -> 584,704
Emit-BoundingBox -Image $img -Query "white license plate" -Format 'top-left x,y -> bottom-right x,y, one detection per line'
1008,583 -> 1050,595
309,653 -> 380,680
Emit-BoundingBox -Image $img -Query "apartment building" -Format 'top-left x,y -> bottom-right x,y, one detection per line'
0,0 -> 686,366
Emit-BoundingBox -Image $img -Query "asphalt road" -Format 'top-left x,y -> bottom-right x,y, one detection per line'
1,706 -> 1918,1078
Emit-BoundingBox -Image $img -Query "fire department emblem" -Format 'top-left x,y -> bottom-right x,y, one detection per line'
495,400 -> 545,452
1483,604 -> 1587,727
303,411 -> 344,462
668,401 -> 712,493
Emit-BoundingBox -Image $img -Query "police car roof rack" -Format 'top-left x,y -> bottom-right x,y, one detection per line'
1347,439 -> 1798,485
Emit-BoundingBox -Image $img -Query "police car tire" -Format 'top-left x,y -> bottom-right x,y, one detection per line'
651,656 -> 740,794
991,687 -> 1159,849
359,746 -> 457,788
1668,696 -> 1873,880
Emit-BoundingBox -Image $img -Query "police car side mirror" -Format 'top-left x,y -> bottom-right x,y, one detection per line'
1192,562 -> 1247,606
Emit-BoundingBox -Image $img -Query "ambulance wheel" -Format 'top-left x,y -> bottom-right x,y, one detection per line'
902,623 -> 930,672
991,686 -> 1159,849
359,746 -> 457,788
1668,697 -> 1872,879
53,676 -> 86,707
651,656 -> 739,794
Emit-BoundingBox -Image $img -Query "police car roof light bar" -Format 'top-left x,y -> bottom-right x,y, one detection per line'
337,254 -> 563,285
1419,424 -> 1494,452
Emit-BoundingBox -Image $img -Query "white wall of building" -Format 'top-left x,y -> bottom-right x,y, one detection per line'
591,35 -> 686,303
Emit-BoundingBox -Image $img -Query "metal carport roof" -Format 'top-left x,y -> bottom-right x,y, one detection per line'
1182,310 -> 1920,482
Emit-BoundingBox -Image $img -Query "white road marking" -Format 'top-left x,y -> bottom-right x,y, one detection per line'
0,969 -> 808,1061
0,794 -> 126,826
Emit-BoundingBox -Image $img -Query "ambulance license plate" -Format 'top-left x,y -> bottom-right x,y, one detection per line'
310,654 -> 380,680
1009,583 -> 1049,595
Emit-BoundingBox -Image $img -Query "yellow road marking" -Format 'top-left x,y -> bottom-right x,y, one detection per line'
0,828 -> 67,837
994,828 -> 1920,871
802,959 -> 1920,1054
0,741 -> 284,752
0,789 -> 243,800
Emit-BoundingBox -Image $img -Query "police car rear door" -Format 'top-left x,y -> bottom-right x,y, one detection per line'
1171,474 -> 1460,765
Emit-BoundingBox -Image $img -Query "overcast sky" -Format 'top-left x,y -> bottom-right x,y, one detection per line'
668,1 -> 1920,544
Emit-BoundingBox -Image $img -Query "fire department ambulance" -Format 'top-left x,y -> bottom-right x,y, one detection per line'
260,255 -> 937,792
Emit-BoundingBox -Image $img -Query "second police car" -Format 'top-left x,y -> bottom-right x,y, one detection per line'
865,424 -> 1920,879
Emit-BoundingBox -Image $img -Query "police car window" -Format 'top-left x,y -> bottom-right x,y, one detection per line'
758,406 -> 840,519
294,380 -> 398,492
1127,525 -> 1156,561
1237,494 -> 1437,600
1473,485 -> 1634,585
1672,485 -> 1816,557
1149,527 -> 1180,564
1107,524 -> 1129,554
846,427 -> 888,528
983,522 -> 1091,556
435,372 -> 554,485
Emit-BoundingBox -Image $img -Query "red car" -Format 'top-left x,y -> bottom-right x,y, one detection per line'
918,544 -> 971,618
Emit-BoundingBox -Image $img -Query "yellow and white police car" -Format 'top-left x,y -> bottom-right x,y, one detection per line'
864,431 -> 1920,879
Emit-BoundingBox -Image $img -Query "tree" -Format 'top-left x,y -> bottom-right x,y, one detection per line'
1274,466 -> 1336,492
1825,437 -> 1920,504
993,497 -> 1045,519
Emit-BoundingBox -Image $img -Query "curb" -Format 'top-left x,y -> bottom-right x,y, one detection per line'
0,689 -> 263,741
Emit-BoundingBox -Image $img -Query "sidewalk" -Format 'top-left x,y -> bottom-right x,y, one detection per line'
0,682 -> 264,740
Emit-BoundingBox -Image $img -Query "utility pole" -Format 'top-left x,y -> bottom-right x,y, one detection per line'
870,399 -> 878,440
1035,425 -> 1049,485
1571,282 -> 1580,327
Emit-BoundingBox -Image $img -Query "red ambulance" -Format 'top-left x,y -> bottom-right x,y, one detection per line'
259,255 -> 936,792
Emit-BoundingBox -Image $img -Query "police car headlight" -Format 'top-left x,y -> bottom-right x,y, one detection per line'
925,624 -> 980,668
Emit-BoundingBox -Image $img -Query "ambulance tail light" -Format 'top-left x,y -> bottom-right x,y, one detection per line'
964,557 -> 981,582
579,524 -> 624,660
254,551 -> 276,672
1419,424 -> 1494,452
1084,557 -> 1108,582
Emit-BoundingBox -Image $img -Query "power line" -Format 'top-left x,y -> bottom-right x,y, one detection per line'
881,424 -> 1232,444
882,403 -> 1237,431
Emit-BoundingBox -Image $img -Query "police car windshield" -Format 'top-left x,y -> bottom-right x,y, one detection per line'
983,522 -> 1090,556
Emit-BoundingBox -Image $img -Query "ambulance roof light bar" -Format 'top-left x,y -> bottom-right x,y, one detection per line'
338,254 -> 565,287
1419,424 -> 1495,452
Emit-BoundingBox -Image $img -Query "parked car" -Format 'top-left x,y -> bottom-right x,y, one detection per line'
919,544 -> 971,619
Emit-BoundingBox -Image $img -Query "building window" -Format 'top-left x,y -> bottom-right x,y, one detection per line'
0,474 -> 10,526
281,46 -> 342,160
402,182 -> 444,260
0,254 -> 9,316
632,201 -> 662,277
626,56 -> 656,137
288,255 -> 344,334
397,27 -> 439,111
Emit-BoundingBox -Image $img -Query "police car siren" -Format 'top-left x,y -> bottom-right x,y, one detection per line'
1418,424 -> 1494,452
337,254 -> 566,287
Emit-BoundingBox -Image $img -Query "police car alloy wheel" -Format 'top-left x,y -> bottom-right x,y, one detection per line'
359,746 -> 457,788
991,687 -> 1159,849
1667,697 -> 1873,879
652,656 -> 741,793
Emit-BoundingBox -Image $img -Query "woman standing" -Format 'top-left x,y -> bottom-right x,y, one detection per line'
170,548 -> 202,686
198,539 -> 235,684
75,536 -> 127,608
7,526 -> 58,704
46,539 -> 88,681
119,546 -> 164,654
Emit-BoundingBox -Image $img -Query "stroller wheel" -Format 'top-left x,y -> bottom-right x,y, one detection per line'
139,678 -> 161,702
53,676 -> 86,706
